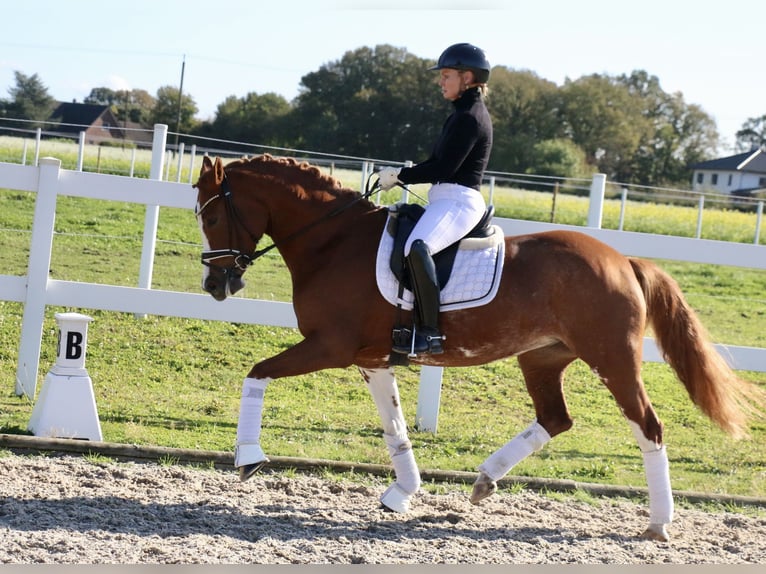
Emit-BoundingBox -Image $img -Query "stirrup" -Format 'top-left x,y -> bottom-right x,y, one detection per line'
424,331 -> 445,355
391,327 -> 444,356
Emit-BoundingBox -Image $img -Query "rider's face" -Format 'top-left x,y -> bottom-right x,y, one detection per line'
438,68 -> 466,101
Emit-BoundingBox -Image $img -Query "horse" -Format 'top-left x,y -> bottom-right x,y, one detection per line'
193,154 -> 765,542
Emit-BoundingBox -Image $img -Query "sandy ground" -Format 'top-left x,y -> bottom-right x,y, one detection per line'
1,452 -> 764,564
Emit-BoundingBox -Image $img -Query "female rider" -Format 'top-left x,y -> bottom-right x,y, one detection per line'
378,42 -> 493,355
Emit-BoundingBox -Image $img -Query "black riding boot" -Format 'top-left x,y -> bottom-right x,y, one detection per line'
393,239 -> 445,355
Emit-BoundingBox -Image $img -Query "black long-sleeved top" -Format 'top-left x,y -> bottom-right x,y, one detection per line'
397,87 -> 492,191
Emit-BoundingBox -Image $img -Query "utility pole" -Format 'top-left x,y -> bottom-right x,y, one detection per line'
174,54 -> 186,150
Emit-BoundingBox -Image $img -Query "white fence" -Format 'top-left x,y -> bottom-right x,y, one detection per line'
1,127 -> 765,434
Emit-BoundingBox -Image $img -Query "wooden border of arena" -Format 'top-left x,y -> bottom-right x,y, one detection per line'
2,433 -> 764,510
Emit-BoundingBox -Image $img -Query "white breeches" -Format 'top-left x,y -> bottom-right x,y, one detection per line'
404,183 -> 486,256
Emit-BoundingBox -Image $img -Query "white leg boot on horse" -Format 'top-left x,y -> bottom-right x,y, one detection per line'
628,420 -> 674,542
470,420 -> 551,504
235,377 -> 271,481
360,367 -> 421,512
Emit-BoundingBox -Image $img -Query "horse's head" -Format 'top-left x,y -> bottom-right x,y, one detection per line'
193,156 -> 266,301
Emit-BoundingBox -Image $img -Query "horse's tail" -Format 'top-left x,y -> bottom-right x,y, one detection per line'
629,257 -> 765,438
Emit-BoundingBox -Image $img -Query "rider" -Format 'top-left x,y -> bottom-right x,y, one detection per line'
378,43 -> 493,355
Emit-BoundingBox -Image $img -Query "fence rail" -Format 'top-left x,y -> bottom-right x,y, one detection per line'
2,122 -> 764,244
1,125 -> 765,434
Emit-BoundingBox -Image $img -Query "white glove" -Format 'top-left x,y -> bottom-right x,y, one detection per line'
378,167 -> 402,191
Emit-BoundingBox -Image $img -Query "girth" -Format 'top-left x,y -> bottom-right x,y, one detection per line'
388,203 -> 495,292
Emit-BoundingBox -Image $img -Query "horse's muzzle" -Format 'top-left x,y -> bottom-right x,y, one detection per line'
203,269 -> 246,301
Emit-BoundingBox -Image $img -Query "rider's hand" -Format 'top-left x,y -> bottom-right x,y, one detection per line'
377,167 -> 402,191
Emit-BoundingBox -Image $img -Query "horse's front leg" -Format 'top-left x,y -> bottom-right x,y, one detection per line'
236,335 -> 354,481
235,376 -> 271,480
359,367 -> 421,513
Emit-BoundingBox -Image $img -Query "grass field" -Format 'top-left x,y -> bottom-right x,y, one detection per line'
0,144 -> 765,501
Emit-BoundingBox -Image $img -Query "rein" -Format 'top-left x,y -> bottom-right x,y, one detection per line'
198,171 -> 383,274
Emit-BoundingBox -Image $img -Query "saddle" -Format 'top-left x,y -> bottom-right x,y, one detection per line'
388,203 -> 496,292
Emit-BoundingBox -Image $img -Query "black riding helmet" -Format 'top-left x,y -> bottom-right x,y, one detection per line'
429,43 -> 491,84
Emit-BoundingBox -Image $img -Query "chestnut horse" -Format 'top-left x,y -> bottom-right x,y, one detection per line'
194,154 -> 763,542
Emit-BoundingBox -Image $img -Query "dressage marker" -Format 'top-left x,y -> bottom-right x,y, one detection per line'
28,312 -> 103,441
194,154 -> 766,542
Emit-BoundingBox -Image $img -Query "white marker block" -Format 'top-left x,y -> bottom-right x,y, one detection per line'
28,313 -> 102,441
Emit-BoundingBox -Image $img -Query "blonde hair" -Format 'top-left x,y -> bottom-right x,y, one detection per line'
460,70 -> 489,99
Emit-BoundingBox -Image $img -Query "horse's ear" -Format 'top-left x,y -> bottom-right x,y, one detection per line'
213,157 -> 225,185
194,155 -> 214,188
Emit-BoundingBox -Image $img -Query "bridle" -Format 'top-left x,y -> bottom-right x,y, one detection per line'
196,175 -> 267,276
196,169 -> 383,277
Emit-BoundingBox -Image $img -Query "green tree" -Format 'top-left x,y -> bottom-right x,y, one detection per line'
4,71 -> 55,124
122,89 -> 156,125
486,67 -> 561,173
558,73 -> 654,181
735,115 -> 766,151
529,138 -> 592,181
85,87 -> 156,125
150,85 -> 198,134
617,70 -> 717,186
203,92 -> 292,148
292,44 -> 445,159
84,87 -> 120,106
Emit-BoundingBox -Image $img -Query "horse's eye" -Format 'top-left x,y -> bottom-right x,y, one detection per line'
205,216 -> 219,227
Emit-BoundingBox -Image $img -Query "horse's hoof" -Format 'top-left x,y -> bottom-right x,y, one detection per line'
469,472 -> 497,504
639,523 -> 670,542
380,483 -> 412,513
238,460 -> 268,482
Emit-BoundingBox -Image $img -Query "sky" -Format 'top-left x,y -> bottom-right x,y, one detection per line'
2,0 -> 763,154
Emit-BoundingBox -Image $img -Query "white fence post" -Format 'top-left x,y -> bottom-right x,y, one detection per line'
135,124 -> 167,318
755,201 -> 763,245
696,195 -> 705,239
416,366 -> 444,433
360,161 -> 371,194
77,132 -> 86,171
618,187 -> 628,230
175,142 -> 185,183
400,161 -> 413,203
587,173 -> 606,228
129,147 -> 137,178
34,128 -> 42,166
188,144 -> 197,184
15,158 -> 62,398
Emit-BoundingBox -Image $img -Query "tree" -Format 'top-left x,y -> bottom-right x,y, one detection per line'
616,70 -> 718,186
485,67 -> 561,173
292,44 -> 446,159
558,73 -> 653,181
4,71 -> 55,124
529,138 -> 592,181
85,87 -> 156,125
150,85 -> 198,134
735,115 -> 766,151
201,92 -> 292,148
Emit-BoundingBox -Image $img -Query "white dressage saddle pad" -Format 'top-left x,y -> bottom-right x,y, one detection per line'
375,212 -> 505,312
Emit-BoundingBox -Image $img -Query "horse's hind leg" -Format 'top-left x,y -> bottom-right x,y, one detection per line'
471,345 -> 575,504
585,349 -> 673,541
360,367 -> 421,513
607,372 -> 673,541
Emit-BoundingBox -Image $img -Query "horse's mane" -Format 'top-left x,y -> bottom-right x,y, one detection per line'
227,154 -> 357,198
